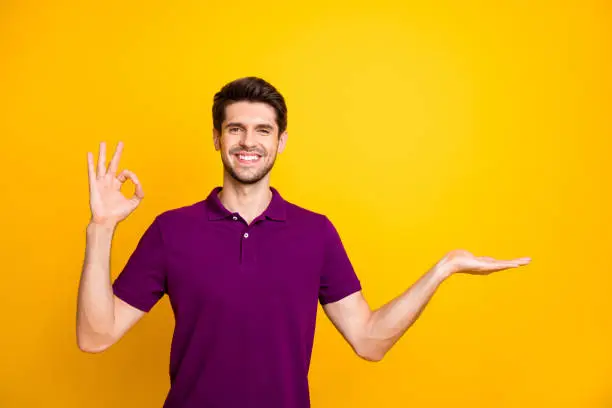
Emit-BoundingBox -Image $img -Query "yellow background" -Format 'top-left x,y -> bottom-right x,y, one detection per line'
1,1 -> 611,407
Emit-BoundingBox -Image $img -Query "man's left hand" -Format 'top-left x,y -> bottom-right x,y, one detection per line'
439,249 -> 531,277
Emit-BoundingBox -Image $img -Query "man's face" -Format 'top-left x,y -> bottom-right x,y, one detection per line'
213,101 -> 287,185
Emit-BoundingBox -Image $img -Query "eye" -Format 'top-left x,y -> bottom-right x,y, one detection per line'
228,127 -> 241,133
259,128 -> 271,135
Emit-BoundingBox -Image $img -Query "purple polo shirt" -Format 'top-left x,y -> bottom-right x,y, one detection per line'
112,186 -> 362,408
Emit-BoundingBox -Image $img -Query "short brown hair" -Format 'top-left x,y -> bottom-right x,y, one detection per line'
212,76 -> 287,135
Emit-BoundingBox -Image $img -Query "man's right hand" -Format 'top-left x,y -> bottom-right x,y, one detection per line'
87,141 -> 144,228
78,141 -> 148,353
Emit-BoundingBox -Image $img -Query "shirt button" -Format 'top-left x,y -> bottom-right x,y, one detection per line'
232,216 -> 238,221
243,232 -> 249,238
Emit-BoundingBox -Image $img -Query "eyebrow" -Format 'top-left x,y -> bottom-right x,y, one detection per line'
225,122 -> 275,130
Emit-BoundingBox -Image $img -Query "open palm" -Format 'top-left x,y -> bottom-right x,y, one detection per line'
441,249 -> 531,275
87,141 -> 144,227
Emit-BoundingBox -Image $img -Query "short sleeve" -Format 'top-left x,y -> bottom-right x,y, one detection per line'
112,216 -> 167,312
318,216 -> 362,305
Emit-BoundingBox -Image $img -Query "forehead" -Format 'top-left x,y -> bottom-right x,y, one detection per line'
223,101 -> 277,128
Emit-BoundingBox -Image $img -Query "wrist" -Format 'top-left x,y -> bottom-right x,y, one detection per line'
433,261 -> 455,281
87,220 -> 118,233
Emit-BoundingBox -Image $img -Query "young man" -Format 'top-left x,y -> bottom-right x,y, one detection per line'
76,76 -> 531,408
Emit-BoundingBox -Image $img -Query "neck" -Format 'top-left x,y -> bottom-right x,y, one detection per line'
218,176 -> 273,224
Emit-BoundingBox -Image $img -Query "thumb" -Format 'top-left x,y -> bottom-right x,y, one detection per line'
117,169 -> 145,202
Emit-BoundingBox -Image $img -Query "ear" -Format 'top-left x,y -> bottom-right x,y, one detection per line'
277,130 -> 288,154
212,128 -> 221,151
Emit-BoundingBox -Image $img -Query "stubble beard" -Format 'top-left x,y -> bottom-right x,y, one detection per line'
221,151 -> 277,185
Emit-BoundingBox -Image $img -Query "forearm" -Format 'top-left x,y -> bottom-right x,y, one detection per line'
76,222 -> 117,346
364,262 -> 453,359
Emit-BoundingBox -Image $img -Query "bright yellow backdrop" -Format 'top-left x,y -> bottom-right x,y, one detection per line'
1,1 -> 611,407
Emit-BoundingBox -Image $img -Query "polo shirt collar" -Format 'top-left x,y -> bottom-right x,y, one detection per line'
205,186 -> 287,222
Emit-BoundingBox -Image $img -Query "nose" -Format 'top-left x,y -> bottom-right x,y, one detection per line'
239,128 -> 257,148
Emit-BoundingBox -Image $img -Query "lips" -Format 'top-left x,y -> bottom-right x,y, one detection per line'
234,152 -> 262,165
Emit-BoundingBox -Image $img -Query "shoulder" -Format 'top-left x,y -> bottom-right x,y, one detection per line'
285,200 -> 323,219
282,199 -> 336,235
150,200 -> 208,230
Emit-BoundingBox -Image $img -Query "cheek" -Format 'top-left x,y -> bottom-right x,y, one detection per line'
264,141 -> 279,153
222,141 -> 235,155
219,134 -> 235,148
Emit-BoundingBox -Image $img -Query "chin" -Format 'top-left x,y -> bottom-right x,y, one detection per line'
221,154 -> 275,185
233,172 -> 259,183
226,167 -> 269,185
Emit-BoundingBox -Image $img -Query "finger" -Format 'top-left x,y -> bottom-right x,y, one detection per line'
478,259 -> 524,271
107,140 -> 124,176
117,168 -> 130,183
133,180 -> 145,201
479,256 -> 531,265
494,262 -> 525,270
117,169 -> 145,201
479,265 -> 517,273
497,258 -> 531,266
87,152 -> 95,186
97,141 -> 107,178
477,256 -> 514,268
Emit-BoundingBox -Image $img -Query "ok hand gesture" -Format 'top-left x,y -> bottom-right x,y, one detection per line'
87,141 -> 144,228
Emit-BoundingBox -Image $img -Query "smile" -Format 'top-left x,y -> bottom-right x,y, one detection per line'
235,153 -> 262,164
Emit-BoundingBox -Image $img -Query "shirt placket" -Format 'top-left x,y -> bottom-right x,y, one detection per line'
233,214 -> 260,270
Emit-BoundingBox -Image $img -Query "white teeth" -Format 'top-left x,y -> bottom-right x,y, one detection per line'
238,155 -> 259,161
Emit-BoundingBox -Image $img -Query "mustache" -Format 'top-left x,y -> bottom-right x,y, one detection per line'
230,148 -> 265,156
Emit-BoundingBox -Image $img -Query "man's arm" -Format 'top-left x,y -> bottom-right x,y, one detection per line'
76,222 -> 145,353
77,140 -> 150,353
323,249 -> 531,361
322,260 -> 451,362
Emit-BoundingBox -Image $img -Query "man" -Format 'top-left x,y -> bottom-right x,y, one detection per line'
76,76 -> 531,407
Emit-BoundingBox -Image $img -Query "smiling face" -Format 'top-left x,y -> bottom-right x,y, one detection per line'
213,101 -> 288,185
